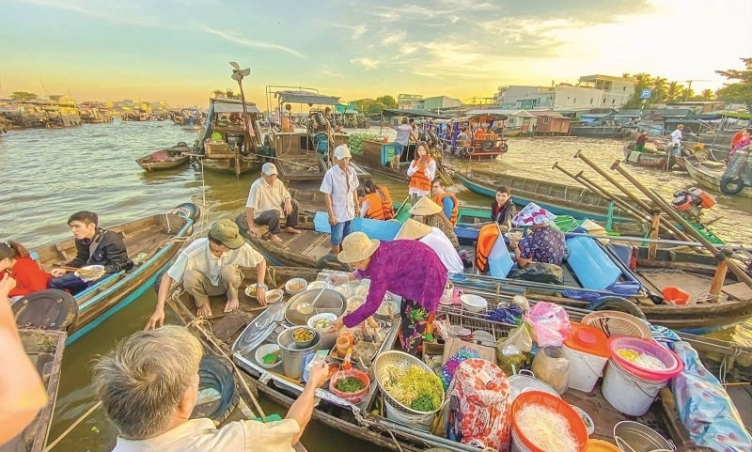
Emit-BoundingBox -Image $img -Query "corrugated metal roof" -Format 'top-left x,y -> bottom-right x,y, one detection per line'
275,90 -> 340,106
211,98 -> 261,114
528,110 -> 568,119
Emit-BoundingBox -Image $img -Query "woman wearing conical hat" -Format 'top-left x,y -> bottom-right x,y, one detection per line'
327,232 -> 447,356
396,219 -> 463,275
410,196 -> 459,249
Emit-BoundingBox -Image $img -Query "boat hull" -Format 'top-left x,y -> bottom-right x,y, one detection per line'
684,157 -> 752,198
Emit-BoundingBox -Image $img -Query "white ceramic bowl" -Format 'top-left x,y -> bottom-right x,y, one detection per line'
244,283 -> 258,298
307,312 -> 337,331
255,343 -> 281,369
285,278 -> 308,295
460,294 -> 488,313
265,289 -> 284,304
306,281 -> 327,291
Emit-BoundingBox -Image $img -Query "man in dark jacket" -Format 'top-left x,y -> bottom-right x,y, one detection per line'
48,211 -> 132,294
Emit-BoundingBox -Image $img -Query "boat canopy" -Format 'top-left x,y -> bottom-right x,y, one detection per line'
211,98 -> 261,114
466,108 -> 535,118
381,108 -> 448,119
275,90 -> 340,106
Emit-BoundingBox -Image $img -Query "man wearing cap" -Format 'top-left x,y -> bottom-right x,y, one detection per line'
246,163 -> 301,245
508,203 -> 566,267
144,220 -> 267,329
327,232 -> 447,355
396,219 -> 463,274
320,145 -> 360,254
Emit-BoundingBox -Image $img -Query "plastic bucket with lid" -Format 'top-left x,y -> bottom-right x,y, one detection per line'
602,359 -> 667,417
563,323 -> 610,393
607,337 -> 683,382
511,390 -> 588,452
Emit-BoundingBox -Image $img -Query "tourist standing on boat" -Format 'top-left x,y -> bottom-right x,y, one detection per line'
359,179 -> 395,220
407,142 -> 436,203
0,241 -> 50,301
245,163 -> 301,245
730,127 -> 749,150
669,124 -> 684,157
492,186 -> 516,232
392,117 -> 412,169
729,128 -> 752,161
320,145 -> 360,254
411,196 -> 460,248
94,326 -> 328,452
48,211 -> 132,294
431,179 -> 458,226
396,219 -> 463,275
145,220 -> 267,329
508,204 -> 566,267
635,131 -> 648,152
328,232 -> 447,355
0,274 -> 48,449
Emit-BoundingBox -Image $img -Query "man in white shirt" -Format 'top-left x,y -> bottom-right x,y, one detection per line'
669,124 -> 684,156
144,220 -> 267,329
94,326 -> 328,452
396,219 -> 463,275
320,145 -> 360,254
246,163 -> 301,245
393,117 -> 412,169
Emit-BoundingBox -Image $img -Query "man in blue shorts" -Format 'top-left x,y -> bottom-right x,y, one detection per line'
320,145 -> 361,254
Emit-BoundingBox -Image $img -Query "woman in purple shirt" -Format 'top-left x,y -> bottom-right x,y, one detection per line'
328,232 -> 447,355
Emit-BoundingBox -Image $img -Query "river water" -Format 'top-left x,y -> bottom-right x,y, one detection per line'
1,121 -> 750,452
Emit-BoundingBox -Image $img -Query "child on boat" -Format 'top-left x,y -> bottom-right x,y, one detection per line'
0,241 -> 50,301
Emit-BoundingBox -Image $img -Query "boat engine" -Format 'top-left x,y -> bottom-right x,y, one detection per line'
671,188 -> 716,222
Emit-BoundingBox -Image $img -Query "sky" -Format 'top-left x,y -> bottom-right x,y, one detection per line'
1,0 -> 751,106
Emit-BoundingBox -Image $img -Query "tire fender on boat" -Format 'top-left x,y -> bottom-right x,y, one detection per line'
192,354 -> 239,423
586,296 -> 646,319
12,289 -> 79,331
720,175 -> 746,195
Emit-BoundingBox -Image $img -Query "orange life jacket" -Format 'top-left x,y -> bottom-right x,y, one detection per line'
475,224 -> 501,274
408,159 -> 432,192
432,192 -> 459,226
363,187 -> 395,220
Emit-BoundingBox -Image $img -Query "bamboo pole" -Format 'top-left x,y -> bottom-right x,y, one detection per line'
573,150 -> 692,242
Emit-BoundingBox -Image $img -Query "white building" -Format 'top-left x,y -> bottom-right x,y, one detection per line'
497,75 -> 635,111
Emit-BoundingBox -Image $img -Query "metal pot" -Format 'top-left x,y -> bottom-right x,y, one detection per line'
285,289 -> 345,349
277,326 -> 321,379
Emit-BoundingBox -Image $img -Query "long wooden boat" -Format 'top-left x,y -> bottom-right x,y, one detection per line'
16,204 -> 198,343
0,330 -> 66,452
163,265 -> 751,452
684,155 -> 752,198
135,142 -> 191,171
622,142 -> 671,170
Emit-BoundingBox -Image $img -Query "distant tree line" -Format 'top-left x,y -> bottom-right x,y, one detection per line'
351,95 -> 397,115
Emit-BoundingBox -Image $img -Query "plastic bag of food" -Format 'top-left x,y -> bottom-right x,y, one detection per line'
496,324 -> 533,376
523,302 -> 571,348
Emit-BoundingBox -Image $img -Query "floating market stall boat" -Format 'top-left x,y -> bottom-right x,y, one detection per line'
13,204 -> 198,343
684,153 -> 752,198
162,265 -> 751,452
135,142 -> 191,171
1,329 -> 66,452
196,97 -> 261,176
622,142 -> 671,170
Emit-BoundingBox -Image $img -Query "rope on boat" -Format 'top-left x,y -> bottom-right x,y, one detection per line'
43,401 -> 103,452
186,315 -> 267,422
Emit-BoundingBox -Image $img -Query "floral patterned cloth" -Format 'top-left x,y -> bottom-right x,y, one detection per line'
399,298 -> 431,355
518,226 -> 567,266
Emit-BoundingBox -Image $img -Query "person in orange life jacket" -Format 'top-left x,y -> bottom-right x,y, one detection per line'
430,179 -> 458,226
0,241 -> 50,302
406,142 -> 436,204
359,179 -> 395,220
48,211 -> 132,294
491,186 -> 516,232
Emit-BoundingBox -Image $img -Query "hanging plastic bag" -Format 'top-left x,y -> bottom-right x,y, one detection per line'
523,302 -> 571,348
496,324 -> 533,376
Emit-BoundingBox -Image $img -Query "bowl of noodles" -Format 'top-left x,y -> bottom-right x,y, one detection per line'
74,265 -> 106,282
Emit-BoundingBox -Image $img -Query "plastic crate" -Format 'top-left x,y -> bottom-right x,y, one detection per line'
352,217 -> 402,241
313,211 -> 332,233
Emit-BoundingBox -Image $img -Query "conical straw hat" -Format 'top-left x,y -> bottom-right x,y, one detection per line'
410,196 -> 443,216
337,232 -> 380,263
396,219 -> 432,240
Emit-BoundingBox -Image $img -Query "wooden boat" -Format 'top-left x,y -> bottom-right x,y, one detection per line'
355,140 -> 453,186
684,155 -> 752,198
135,142 -> 191,171
163,265 -> 750,452
0,329 -> 66,452
622,142 -> 671,170
17,204 -> 198,343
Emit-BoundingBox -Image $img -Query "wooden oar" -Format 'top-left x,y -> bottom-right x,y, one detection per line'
393,196 -> 411,219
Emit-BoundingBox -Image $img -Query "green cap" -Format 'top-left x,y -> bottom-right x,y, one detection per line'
209,219 -> 245,249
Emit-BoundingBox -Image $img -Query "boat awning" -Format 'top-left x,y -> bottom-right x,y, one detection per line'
336,105 -> 358,114
467,108 -> 535,118
381,109 -> 448,119
211,98 -> 261,114
275,90 -> 340,106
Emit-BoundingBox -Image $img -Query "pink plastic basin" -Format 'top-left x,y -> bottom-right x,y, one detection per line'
607,336 -> 683,382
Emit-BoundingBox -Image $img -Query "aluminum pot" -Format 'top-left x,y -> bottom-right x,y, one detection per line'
277,326 -> 321,379
285,289 -> 345,349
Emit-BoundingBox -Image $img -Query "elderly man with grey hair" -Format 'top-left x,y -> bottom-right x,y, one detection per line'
93,326 -> 328,452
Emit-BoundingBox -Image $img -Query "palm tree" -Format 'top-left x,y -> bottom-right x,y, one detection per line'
701,89 -> 715,100
652,77 -> 668,103
622,72 -> 631,80
212,89 -> 224,98
633,73 -> 653,89
666,81 -> 684,102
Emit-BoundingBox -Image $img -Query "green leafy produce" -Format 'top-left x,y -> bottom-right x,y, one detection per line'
383,364 -> 443,412
262,352 -> 280,365
335,376 -> 366,393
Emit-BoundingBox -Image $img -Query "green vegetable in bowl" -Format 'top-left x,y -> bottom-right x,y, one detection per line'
334,376 -> 366,393
262,352 -> 280,365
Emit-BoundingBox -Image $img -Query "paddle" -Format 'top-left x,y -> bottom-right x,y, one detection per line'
393,195 -> 410,219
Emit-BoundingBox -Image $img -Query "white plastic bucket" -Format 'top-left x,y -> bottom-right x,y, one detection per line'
602,359 -> 667,416
384,399 -> 434,431
563,344 -> 608,393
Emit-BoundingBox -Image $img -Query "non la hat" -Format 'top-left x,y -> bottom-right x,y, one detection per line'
396,219 -> 432,240
410,196 -> 443,216
262,162 -> 278,175
209,219 -> 245,249
337,232 -> 380,263
334,145 -> 352,160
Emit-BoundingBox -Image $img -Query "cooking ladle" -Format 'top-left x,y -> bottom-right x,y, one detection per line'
296,275 -> 332,315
